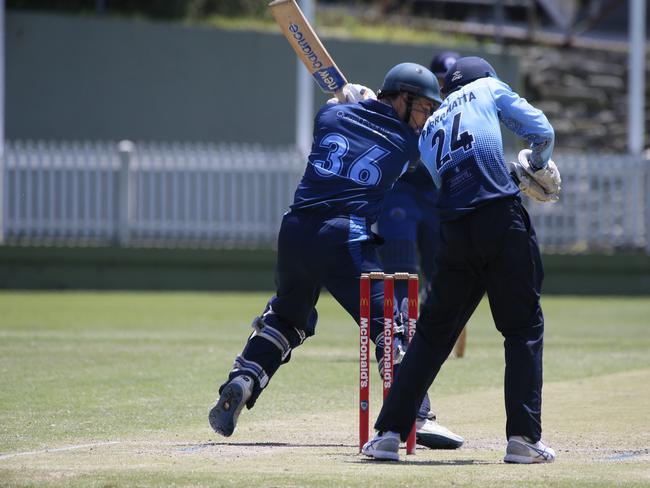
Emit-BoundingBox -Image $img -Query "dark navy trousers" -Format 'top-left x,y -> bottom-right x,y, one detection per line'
375,196 -> 545,442
226,210 -> 389,406
269,210 -> 386,341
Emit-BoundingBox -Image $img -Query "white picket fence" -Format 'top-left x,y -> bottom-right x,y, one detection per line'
522,153 -> 648,252
1,140 -> 304,247
1,140 -> 649,252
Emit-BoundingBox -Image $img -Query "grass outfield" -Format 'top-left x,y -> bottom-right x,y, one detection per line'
0,291 -> 649,487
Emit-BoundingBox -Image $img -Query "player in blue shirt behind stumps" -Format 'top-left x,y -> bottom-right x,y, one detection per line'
209,62 -> 463,450
362,56 -> 561,463
376,51 -> 470,360
376,54 -> 459,302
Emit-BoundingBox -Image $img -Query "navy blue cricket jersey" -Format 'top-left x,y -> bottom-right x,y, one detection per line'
397,163 -> 437,205
291,99 -> 419,226
419,77 -> 554,221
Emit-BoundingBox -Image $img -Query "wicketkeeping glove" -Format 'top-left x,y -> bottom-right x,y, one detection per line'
518,149 -> 562,196
327,83 -> 377,104
507,158 -> 559,203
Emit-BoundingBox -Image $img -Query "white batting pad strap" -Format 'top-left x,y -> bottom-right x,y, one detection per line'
251,316 -> 265,334
293,327 -> 307,345
392,336 -> 406,365
258,325 -> 292,361
233,355 -> 269,389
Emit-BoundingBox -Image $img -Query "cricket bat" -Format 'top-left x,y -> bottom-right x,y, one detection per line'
269,0 -> 348,102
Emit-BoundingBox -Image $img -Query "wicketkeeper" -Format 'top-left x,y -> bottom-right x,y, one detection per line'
362,56 -> 560,463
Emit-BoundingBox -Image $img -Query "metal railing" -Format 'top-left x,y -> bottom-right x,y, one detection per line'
1,140 -> 648,252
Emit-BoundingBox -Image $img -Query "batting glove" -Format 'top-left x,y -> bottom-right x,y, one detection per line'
507,158 -> 559,203
327,83 -> 377,104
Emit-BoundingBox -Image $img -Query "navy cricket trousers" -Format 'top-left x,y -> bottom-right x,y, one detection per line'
227,210 -> 390,406
269,210 -> 387,341
375,196 -> 545,442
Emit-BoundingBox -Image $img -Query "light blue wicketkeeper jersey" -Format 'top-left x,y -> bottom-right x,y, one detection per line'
419,77 -> 554,220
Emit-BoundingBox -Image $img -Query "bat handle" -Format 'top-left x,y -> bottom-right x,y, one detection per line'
334,89 -> 346,103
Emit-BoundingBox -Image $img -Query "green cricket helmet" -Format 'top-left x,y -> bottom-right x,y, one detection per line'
377,62 -> 442,105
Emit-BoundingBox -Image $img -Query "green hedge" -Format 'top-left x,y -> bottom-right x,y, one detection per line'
0,246 -> 277,291
1,245 -> 649,295
540,253 -> 650,295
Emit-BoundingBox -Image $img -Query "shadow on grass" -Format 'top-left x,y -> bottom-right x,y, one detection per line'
176,441 -> 357,451
176,442 -> 500,465
352,458 -> 499,466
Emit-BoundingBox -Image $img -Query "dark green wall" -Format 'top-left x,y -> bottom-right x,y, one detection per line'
1,246 -> 649,295
6,11 -> 520,146
0,246 -> 276,291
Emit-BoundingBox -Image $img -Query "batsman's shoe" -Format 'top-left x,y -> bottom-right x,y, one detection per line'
208,375 -> 253,437
361,431 -> 401,461
415,418 -> 464,450
504,436 -> 556,464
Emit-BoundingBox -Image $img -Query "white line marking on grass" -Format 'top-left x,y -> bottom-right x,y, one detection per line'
603,450 -> 650,462
0,441 -> 120,461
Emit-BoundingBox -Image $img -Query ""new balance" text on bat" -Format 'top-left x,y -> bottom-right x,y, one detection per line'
269,0 -> 348,102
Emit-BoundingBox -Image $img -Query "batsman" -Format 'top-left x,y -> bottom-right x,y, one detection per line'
209,62 -> 463,450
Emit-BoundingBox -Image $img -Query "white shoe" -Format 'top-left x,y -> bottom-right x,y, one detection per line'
361,431 -> 401,461
208,375 -> 253,437
415,418 -> 464,449
504,436 -> 556,464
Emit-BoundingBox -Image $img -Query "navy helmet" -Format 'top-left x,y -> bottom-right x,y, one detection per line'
378,62 -> 442,105
443,56 -> 498,94
429,51 -> 460,79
